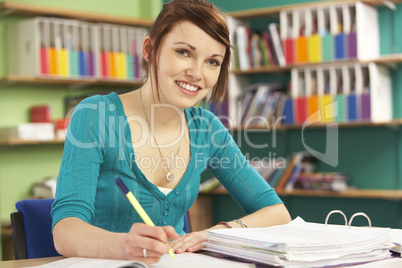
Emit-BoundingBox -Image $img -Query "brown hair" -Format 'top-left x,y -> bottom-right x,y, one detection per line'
142,0 -> 231,104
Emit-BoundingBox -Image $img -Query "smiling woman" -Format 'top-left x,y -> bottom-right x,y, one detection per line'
51,0 -> 291,265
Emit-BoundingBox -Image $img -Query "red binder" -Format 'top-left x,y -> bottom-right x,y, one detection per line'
295,97 -> 307,124
283,38 -> 295,65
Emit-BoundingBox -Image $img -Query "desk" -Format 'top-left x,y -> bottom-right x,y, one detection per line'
0,256 -> 64,268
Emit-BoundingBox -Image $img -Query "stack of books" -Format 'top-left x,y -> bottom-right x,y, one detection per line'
205,217 -> 393,267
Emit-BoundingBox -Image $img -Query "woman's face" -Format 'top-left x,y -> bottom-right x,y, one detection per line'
151,21 -> 226,109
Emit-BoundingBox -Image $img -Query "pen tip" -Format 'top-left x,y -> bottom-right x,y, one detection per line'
115,177 -> 129,195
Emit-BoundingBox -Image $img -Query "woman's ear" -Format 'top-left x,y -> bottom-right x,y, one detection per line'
142,36 -> 152,63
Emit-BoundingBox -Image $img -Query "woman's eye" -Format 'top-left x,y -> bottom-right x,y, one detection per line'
208,59 -> 221,67
176,49 -> 189,57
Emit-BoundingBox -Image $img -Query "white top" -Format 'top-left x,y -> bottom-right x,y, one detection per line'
158,186 -> 172,195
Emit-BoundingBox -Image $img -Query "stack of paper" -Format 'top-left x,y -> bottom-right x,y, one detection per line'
205,217 -> 393,267
390,228 -> 402,254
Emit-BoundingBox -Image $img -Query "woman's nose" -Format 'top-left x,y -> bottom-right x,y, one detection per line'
185,61 -> 203,81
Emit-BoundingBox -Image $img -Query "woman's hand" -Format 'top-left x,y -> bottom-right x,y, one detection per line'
124,223 -> 179,264
168,230 -> 209,254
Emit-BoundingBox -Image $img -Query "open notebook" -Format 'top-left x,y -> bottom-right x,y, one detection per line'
24,252 -> 256,268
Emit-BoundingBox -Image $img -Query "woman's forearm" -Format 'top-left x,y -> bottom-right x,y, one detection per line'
213,204 -> 291,229
53,217 -> 128,260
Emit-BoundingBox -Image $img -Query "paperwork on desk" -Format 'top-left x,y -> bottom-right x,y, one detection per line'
24,252 -> 255,268
205,217 -> 393,267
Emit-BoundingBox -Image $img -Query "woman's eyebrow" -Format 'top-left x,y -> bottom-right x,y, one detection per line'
174,41 -> 224,59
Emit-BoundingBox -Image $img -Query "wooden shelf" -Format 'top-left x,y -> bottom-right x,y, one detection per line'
0,75 -> 143,88
202,187 -> 402,200
0,1 -> 154,27
231,54 -> 402,75
0,138 -> 65,146
227,119 -> 402,131
228,0 -> 402,19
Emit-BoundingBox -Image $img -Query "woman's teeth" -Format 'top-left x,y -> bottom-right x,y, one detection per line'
177,81 -> 199,92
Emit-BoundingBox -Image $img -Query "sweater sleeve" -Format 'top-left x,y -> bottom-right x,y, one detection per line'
203,109 -> 283,214
51,96 -> 107,229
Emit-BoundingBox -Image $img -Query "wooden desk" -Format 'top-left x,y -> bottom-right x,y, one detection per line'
0,256 -> 64,268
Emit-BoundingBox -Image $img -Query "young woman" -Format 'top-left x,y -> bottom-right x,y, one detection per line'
52,0 -> 291,265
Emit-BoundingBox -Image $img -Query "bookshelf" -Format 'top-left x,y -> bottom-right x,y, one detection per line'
0,138 -> 65,146
0,1 -> 155,241
231,54 -> 402,75
202,187 -> 402,200
0,75 -> 143,88
190,0 -> 402,231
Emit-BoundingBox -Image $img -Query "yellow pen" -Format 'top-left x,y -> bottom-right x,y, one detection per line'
115,177 -> 175,259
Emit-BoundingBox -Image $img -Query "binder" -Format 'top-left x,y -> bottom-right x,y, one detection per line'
355,2 -> 379,60
130,28 -> 140,80
317,67 -> 334,122
368,63 -> 392,122
68,20 -> 79,77
205,211 -> 391,268
318,7 -> 334,61
305,9 -> 322,63
333,67 -> 347,122
282,97 -> 295,124
87,25 -> 95,77
293,10 -> 308,63
305,68 -> 319,122
126,28 -> 135,79
99,24 -> 110,78
111,25 -> 121,78
57,20 -> 69,76
342,5 -> 357,59
280,11 -> 294,65
78,24 -> 87,76
38,18 -> 49,75
48,21 -> 58,75
330,67 -> 345,122
346,65 -> 358,121
355,65 -> 370,121
291,68 -> 307,124
331,6 -> 345,60
120,27 -> 129,79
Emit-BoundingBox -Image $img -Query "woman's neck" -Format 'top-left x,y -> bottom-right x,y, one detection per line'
138,83 -> 185,130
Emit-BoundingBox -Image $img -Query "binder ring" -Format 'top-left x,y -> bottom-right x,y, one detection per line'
348,212 -> 371,229
325,210 -> 347,226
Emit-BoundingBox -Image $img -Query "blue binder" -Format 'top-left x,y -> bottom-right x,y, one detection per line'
283,98 -> 294,124
347,94 -> 358,121
334,33 -> 345,59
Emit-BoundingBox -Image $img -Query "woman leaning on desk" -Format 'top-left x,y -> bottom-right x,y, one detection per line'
51,0 -> 291,265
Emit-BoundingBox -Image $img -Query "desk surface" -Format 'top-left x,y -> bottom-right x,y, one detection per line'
0,256 -> 64,268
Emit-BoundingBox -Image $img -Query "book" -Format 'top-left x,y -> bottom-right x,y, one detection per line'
268,23 -> 286,67
276,151 -> 313,191
205,213 -> 393,267
295,172 -> 349,191
0,123 -> 55,142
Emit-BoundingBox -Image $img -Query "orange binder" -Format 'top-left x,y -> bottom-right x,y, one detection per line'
296,36 -> 308,63
307,95 -> 319,122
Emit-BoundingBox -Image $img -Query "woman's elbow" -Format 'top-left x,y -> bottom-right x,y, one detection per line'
52,218 -> 77,257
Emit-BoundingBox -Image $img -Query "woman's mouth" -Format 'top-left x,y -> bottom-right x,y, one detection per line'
176,81 -> 199,92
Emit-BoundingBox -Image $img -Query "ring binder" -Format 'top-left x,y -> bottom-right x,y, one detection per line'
325,209 -> 372,228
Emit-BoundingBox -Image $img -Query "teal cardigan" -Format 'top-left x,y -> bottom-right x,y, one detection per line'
51,93 -> 283,235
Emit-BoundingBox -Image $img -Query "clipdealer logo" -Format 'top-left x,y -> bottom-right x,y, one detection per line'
301,101 -> 339,167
